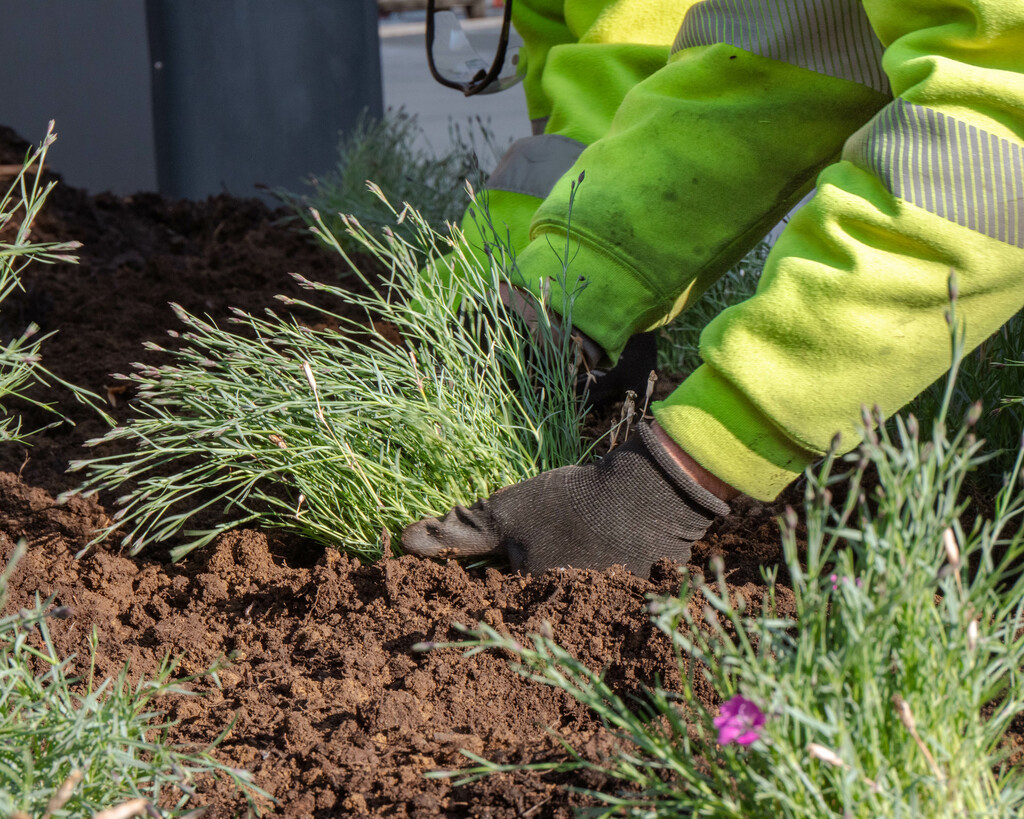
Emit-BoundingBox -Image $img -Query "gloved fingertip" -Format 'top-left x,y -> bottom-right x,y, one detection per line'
401,503 -> 504,559
400,517 -> 454,558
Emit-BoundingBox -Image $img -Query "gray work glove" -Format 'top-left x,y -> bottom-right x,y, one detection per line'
401,423 -> 731,578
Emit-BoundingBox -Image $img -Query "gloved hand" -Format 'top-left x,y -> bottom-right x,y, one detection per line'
497,282 -> 657,410
401,422 -> 731,578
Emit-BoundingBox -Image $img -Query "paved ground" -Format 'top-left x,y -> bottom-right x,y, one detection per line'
379,10 -> 530,165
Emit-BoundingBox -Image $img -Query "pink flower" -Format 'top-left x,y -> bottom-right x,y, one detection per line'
714,695 -> 766,746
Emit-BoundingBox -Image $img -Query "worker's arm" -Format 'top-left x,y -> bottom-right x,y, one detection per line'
656,0 -> 1024,499
512,0 -> 1023,501
512,0 -> 892,362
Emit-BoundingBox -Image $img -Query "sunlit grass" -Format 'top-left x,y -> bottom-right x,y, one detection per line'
66,186 -> 589,561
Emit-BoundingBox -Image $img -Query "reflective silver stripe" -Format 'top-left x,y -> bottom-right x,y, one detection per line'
672,0 -> 889,96
844,99 -> 1024,248
487,134 -> 586,200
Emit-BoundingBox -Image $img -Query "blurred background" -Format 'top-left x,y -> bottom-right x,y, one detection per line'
1,0 -> 527,199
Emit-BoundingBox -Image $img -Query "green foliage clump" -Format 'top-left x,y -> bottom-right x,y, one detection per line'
0,124 -> 92,441
66,188 -> 588,561
277,109 -> 498,257
429,311 -> 1024,817
0,544 -> 264,816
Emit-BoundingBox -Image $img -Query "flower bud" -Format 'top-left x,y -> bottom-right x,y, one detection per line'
829,431 -> 842,452
807,743 -> 845,768
860,404 -> 873,431
947,269 -> 959,302
783,505 -> 798,532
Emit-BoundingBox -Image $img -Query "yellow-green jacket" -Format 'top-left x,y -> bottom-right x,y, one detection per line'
473,0 -> 1024,500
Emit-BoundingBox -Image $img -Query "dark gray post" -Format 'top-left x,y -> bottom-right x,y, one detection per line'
0,1 -> 156,195
146,0 -> 383,200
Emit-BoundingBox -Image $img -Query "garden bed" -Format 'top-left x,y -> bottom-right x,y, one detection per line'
1,124 -> 1019,816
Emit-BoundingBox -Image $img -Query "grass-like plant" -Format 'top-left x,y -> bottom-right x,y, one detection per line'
276,109 -> 499,257
66,185 -> 589,560
0,543 -> 265,816
426,290 -> 1024,816
0,123 -> 98,441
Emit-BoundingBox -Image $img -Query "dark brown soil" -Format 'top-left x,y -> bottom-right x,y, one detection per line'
0,471 -> 784,817
0,124 -> 1008,816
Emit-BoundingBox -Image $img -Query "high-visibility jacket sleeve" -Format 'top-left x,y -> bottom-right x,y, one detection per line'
512,0 -> 576,127
514,0 -> 696,129
512,0 -> 1024,500
655,0 -> 1024,499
